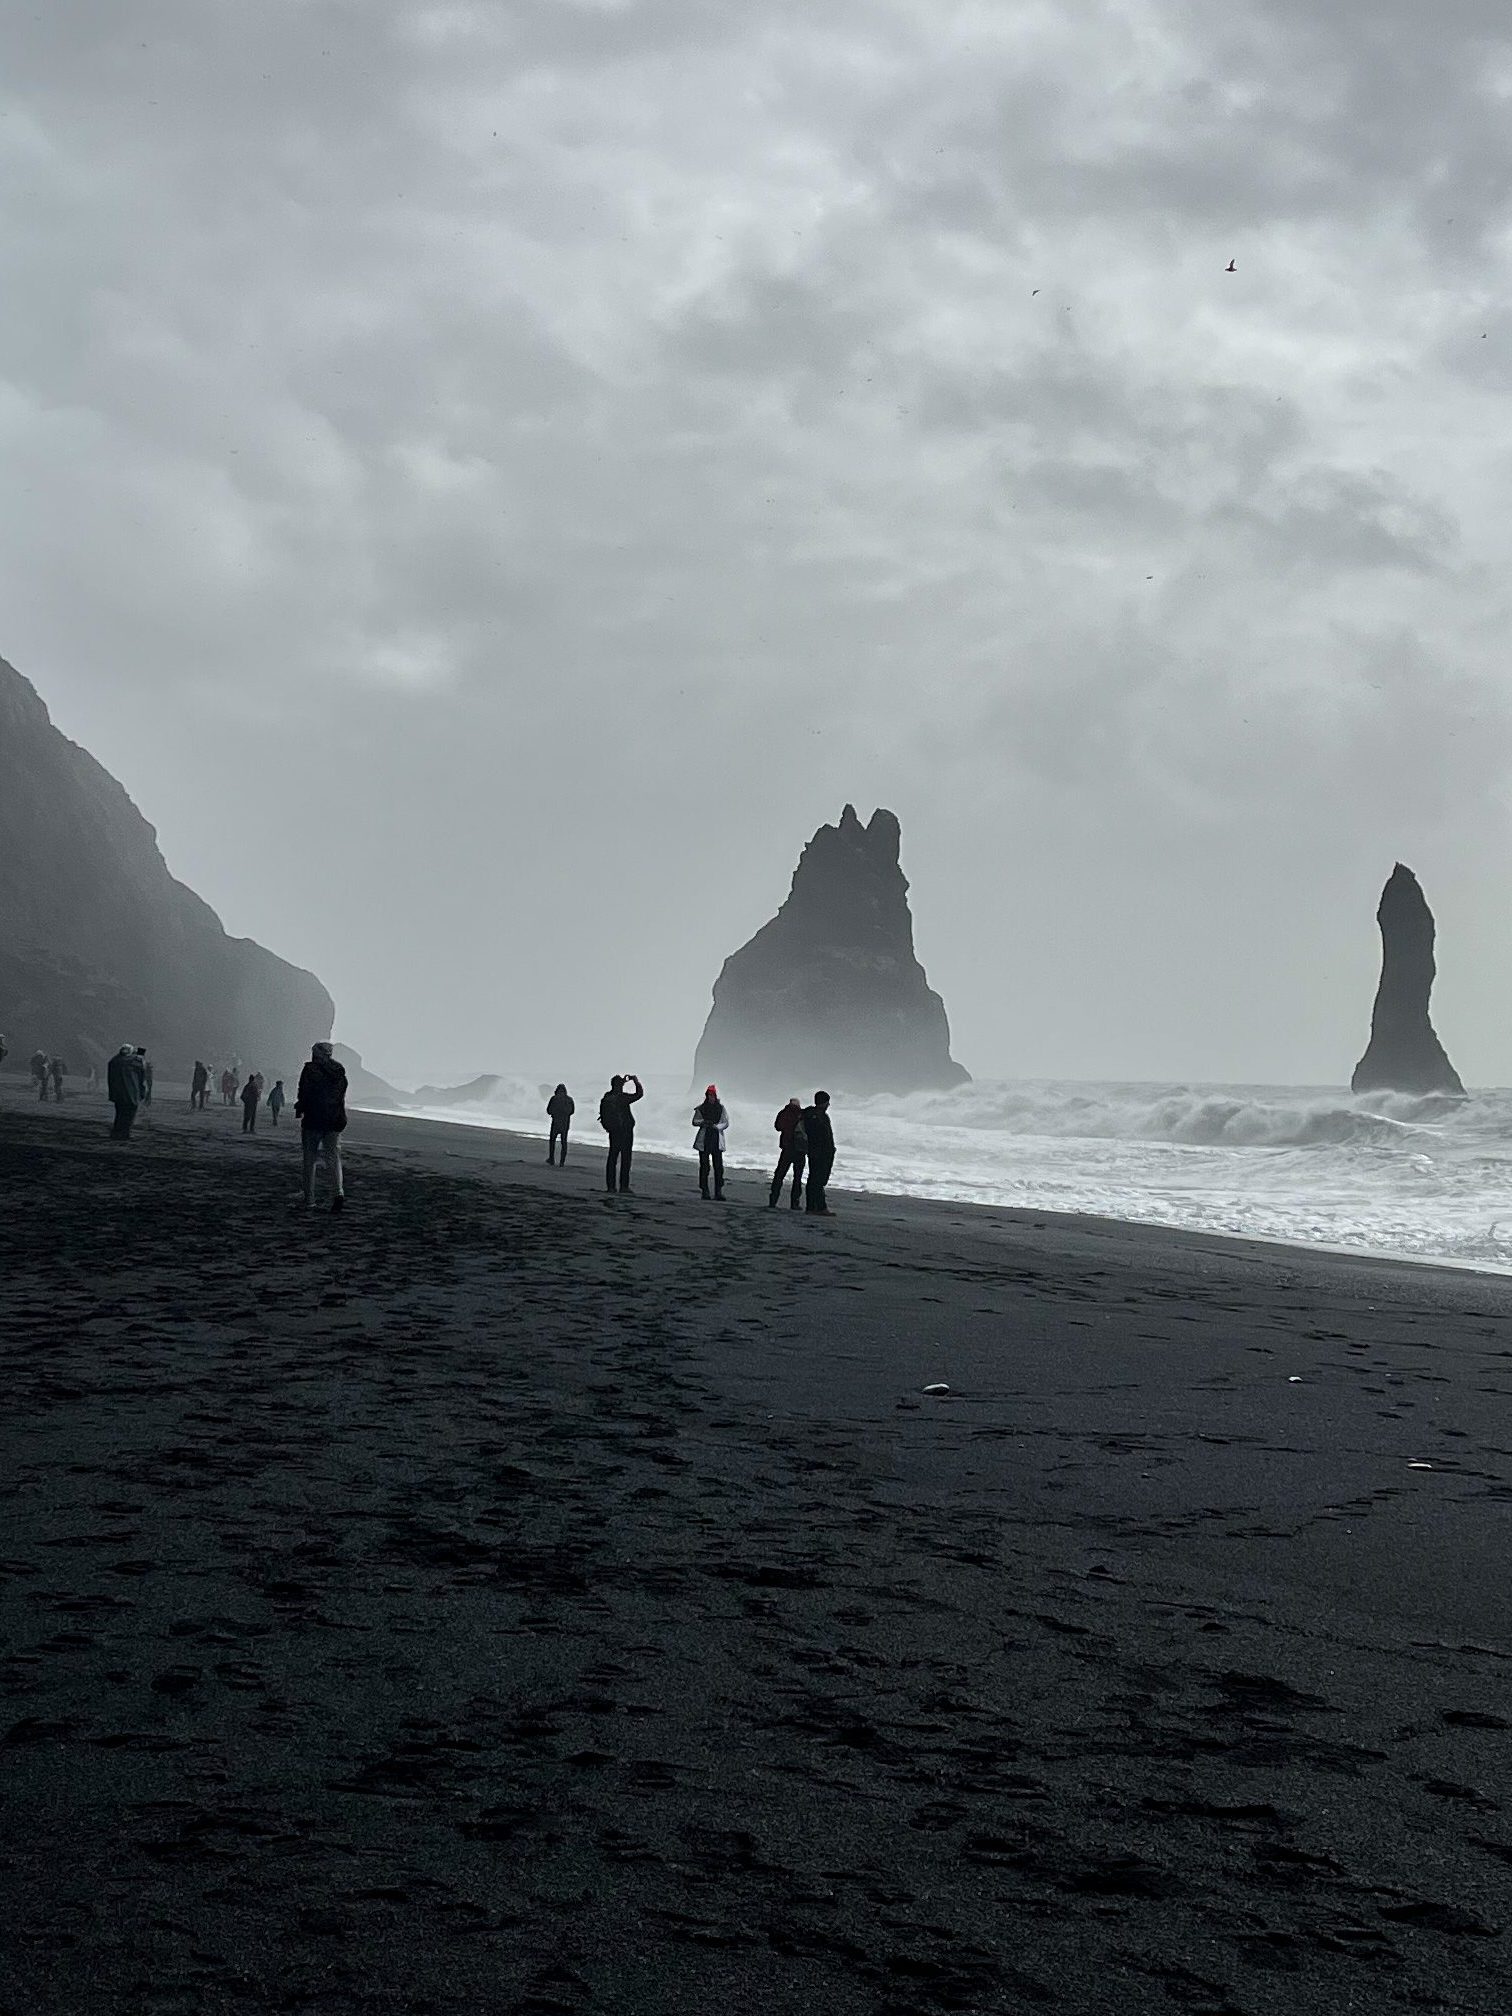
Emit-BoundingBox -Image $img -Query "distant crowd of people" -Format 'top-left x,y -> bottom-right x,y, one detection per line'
545,1076 -> 837,1215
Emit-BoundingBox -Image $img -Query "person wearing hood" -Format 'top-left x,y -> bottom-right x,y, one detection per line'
802,1091 -> 836,1216
267,1078 -> 285,1125
597,1073 -> 644,1193
241,1070 -> 264,1133
106,1044 -> 146,1140
295,1041 -> 348,1212
692,1085 -> 729,1201
769,1097 -> 807,1209
546,1084 -> 575,1165
191,1060 -> 210,1110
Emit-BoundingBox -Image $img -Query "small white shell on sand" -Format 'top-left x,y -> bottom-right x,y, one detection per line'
922,1383 -> 951,1395
1407,1460 -> 1433,1470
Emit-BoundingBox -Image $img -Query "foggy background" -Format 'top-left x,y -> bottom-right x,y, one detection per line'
4,0 -> 1510,1089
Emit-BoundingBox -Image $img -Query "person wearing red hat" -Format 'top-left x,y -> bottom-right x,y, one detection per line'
692,1084 -> 729,1200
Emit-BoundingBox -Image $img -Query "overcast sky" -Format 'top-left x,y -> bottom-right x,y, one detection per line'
4,0 -> 1512,1087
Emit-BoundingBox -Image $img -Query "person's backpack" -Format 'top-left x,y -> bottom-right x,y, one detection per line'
599,1093 -> 614,1133
793,1122 -> 808,1153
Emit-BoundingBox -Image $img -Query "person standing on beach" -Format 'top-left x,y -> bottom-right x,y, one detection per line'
768,1097 -> 807,1209
295,1041 -> 348,1212
240,1071 -> 263,1133
802,1091 -> 836,1216
106,1044 -> 145,1140
49,1057 -> 66,1101
692,1084 -> 728,1200
191,1060 -> 209,1110
31,1050 -> 50,1100
267,1078 -> 285,1126
546,1084 -> 575,1165
598,1073 -> 643,1193
141,1054 -> 153,1105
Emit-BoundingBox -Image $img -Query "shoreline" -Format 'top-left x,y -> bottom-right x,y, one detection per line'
387,1096 -> 1512,1286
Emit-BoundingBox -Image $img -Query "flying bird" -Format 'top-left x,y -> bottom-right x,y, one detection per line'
1225,259 -> 1236,272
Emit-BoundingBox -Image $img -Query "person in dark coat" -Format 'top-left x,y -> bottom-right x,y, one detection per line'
267,1079 -> 285,1125
49,1057 -> 67,1100
802,1091 -> 836,1216
241,1071 -> 263,1133
191,1060 -> 210,1110
768,1097 -> 807,1209
597,1073 -> 643,1193
106,1044 -> 146,1140
546,1084 -> 575,1165
692,1084 -> 728,1200
295,1041 -> 348,1211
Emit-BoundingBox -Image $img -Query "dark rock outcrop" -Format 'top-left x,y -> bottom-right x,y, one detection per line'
1351,864 -> 1465,1096
0,654 -> 334,1077
330,1044 -> 406,1111
693,805 -> 968,1097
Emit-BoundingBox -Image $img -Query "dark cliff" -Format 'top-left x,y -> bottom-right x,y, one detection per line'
0,654 -> 334,1076
692,805 -> 968,1097
1351,864 -> 1465,1096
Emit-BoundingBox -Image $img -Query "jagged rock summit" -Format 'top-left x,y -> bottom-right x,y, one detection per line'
693,805 -> 968,1097
0,653 -> 334,1076
1351,863 -> 1465,1096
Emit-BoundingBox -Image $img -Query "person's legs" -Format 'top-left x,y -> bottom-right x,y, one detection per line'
560,1126 -> 568,1166
699,1148 -> 712,1197
301,1130 -> 319,1206
606,1141 -> 621,1191
769,1149 -> 788,1206
325,1134 -> 344,1208
791,1151 -> 806,1207
711,1147 -> 724,1199
620,1140 -> 633,1191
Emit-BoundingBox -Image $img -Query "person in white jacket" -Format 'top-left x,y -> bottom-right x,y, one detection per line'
692,1084 -> 729,1201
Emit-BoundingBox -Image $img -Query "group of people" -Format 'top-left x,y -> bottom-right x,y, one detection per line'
188,1060 -> 287,1130
116,1043 -> 348,1209
544,1077 -> 838,1215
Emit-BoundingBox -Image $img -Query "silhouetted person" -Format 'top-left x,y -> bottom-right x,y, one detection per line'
267,1079 -> 285,1125
803,1091 -> 836,1215
692,1084 -> 728,1200
769,1097 -> 806,1209
49,1056 -> 66,1100
598,1073 -> 643,1192
296,1041 -> 348,1212
107,1044 -> 145,1140
191,1061 -> 209,1110
241,1071 -> 263,1133
220,1068 -> 234,1106
31,1050 -> 49,1100
546,1083 -> 575,1165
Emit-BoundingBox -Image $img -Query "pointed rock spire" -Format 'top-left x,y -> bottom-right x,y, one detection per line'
1351,864 -> 1464,1095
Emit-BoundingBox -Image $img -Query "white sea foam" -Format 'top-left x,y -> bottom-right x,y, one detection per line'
404,1077 -> 1512,1274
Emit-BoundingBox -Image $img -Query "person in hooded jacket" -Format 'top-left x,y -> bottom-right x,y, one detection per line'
241,1071 -> 264,1133
191,1060 -> 210,1110
768,1097 -> 807,1209
598,1073 -> 643,1192
295,1041 -> 348,1212
692,1084 -> 729,1200
106,1044 -> 146,1140
267,1079 -> 285,1125
802,1091 -> 836,1216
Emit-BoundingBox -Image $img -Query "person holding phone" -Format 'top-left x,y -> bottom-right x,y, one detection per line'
598,1073 -> 644,1193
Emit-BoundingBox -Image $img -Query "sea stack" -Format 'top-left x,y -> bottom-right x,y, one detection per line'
1350,864 -> 1464,1096
692,805 -> 968,1097
0,653 -> 334,1074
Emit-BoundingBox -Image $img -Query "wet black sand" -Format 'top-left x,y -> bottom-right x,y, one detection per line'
3,1089 -> 1512,2014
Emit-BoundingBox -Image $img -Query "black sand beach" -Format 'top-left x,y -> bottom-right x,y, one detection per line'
3,1091 -> 1511,2014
